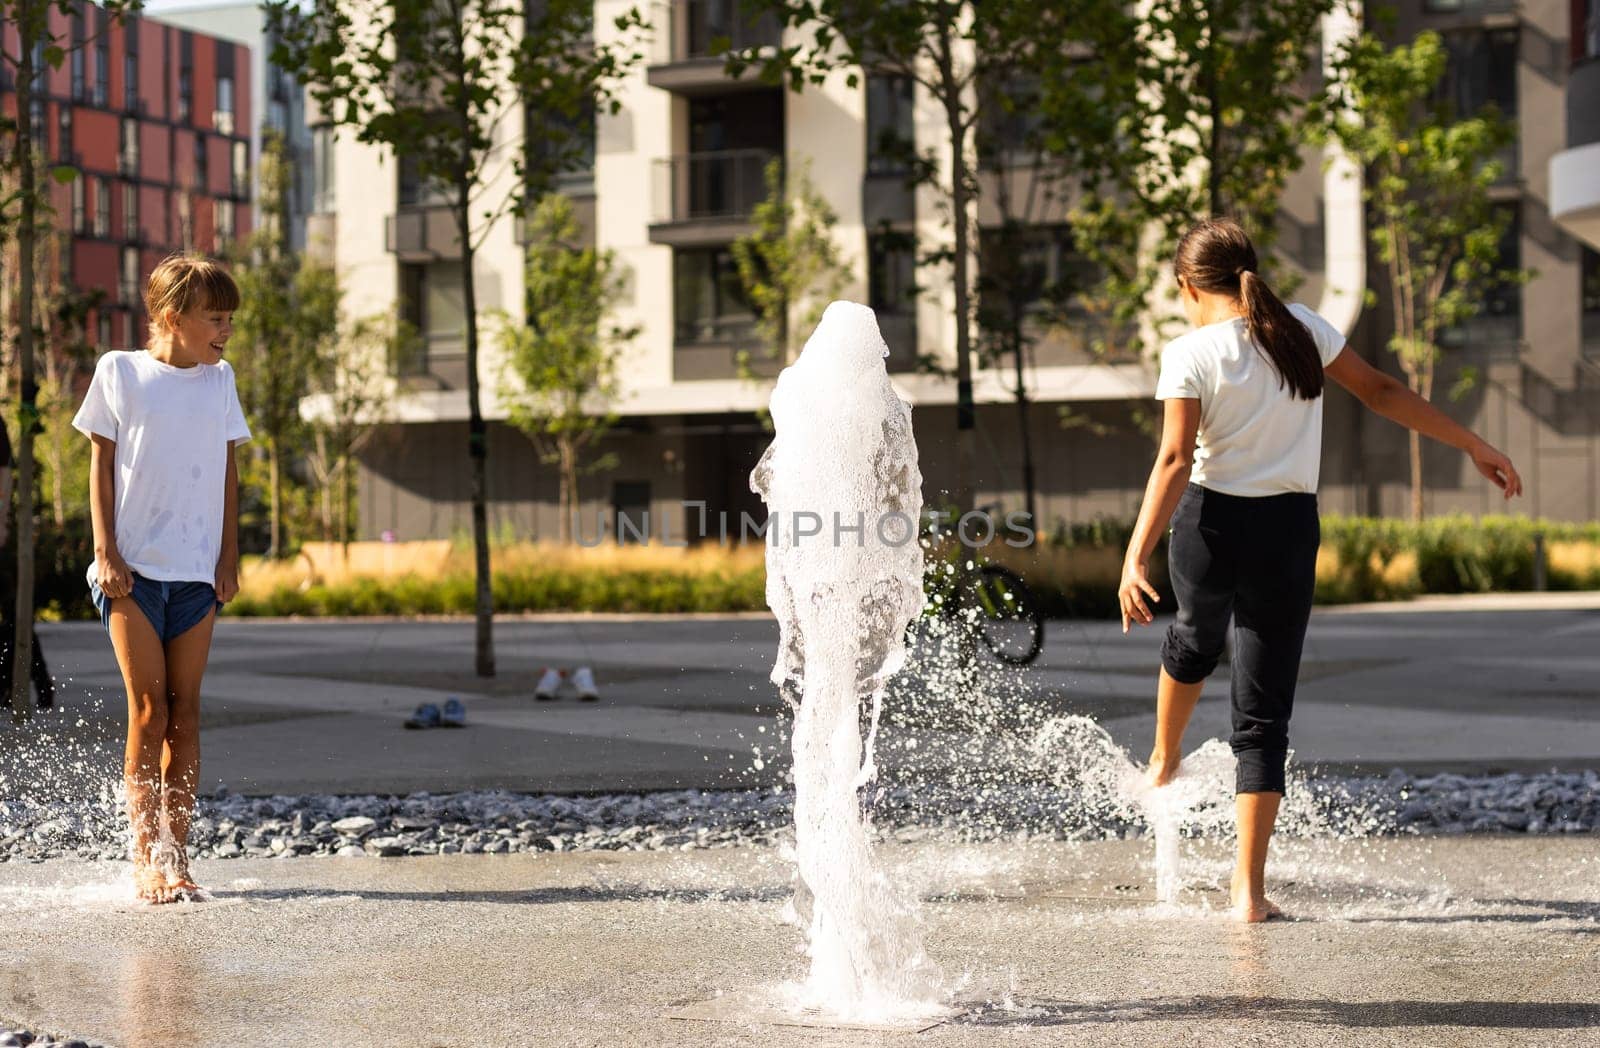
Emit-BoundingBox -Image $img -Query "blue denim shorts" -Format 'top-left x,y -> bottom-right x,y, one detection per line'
90,573 -> 221,643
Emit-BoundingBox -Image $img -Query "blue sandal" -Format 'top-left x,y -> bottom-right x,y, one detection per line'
440,697 -> 466,728
403,703 -> 442,729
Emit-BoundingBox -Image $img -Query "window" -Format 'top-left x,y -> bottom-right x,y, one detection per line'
868,231 -> 916,317
231,140 -> 249,198
120,246 -> 139,304
399,261 -> 466,371
124,51 -> 138,112
398,152 -> 450,207
978,224 -> 1100,321
120,117 -> 139,174
869,230 -> 918,368
92,178 -> 110,237
673,247 -> 755,344
194,134 -> 208,191
215,198 -> 235,242
1586,0 -> 1600,61
123,181 -> 139,240
1441,203 -> 1521,349
71,177 -> 87,234
312,125 -> 336,213
94,40 -> 109,106
1440,29 -> 1518,177
71,48 -> 86,101
98,312 -> 112,349
977,73 -> 1044,163
1582,246 -> 1600,357
612,482 -> 651,546
215,75 -> 234,134
866,75 -> 915,176
178,69 -> 192,123
58,107 -> 73,162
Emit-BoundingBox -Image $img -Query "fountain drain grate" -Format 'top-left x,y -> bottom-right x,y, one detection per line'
669,992 -> 961,1033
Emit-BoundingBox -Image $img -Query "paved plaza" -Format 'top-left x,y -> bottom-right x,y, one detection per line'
16,593 -> 1600,795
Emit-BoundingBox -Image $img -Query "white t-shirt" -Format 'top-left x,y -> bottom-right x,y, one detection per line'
72,350 -> 252,584
1155,303 -> 1346,496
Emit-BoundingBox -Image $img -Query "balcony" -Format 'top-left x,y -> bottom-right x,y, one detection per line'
646,0 -> 782,96
385,205 -> 463,261
649,149 -> 777,247
1551,59 -> 1600,249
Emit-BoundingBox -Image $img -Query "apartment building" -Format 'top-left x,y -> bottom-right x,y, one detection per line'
0,3 -> 254,349
151,1 -> 313,253
332,0 -> 1598,542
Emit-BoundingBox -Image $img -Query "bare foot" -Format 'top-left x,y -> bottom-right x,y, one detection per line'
1230,877 -> 1284,923
133,864 -> 175,905
163,852 -> 204,902
1147,754 -> 1181,788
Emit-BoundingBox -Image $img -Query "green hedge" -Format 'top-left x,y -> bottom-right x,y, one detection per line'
1316,514 -> 1600,604
226,564 -> 769,617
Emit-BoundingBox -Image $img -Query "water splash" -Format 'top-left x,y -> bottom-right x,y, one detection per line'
752,300 -> 946,1021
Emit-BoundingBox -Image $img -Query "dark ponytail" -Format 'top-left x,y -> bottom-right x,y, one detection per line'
1175,218 -> 1323,401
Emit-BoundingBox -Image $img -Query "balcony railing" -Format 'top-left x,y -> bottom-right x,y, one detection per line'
652,149 -> 777,225
653,0 -> 782,64
385,205 -> 463,260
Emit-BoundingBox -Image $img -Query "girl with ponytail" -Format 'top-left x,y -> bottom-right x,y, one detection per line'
1117,217 -> 1522,922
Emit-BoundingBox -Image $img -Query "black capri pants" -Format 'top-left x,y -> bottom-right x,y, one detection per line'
1160,483 -> 1319,795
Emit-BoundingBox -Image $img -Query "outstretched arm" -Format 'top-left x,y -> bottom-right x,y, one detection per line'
1120,397 -> 1201,633
1324,347 -> 1523,499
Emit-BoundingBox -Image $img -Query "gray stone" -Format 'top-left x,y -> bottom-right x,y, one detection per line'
331,816 -> 377,837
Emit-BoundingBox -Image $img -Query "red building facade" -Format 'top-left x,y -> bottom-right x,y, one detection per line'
2,3 -> 253,349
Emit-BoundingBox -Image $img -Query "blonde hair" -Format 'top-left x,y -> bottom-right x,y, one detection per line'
144,254 -> 240,342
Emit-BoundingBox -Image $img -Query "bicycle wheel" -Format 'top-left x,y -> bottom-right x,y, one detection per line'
971,564 -> 1045,665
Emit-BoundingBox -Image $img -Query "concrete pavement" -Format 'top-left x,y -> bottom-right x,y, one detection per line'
9,595 -> 1600,795
0,836 -> 1595,1047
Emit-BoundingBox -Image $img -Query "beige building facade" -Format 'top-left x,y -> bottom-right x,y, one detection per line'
316,0 -> 1600,542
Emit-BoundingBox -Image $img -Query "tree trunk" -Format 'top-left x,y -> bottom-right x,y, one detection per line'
12,16 -> 40,722
1011,323 -> 1036,529
461,221 -> 495,677
1204,0 -> 1222,218
269,437 -> 282,558
1407,371 -> 1425,523
558,438 -> 575,545
940,38 -> 977,519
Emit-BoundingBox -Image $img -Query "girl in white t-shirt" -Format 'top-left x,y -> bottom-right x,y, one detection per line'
73,255 -> 252,904
1117,218 -> 1521,923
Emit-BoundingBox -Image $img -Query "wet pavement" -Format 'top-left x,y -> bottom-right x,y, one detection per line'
0,836 -> 1595,1047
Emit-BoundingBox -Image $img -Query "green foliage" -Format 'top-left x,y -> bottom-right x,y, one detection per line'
730,159 -> 849,364
1315,30 -> 1528,519
1026,0 -> 1332,354
496,194 -> 637,541
230,131 -> 343,556
1317,31 -> 1523,370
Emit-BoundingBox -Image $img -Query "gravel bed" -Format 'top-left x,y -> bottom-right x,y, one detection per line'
0,1024 -> 101,1048
0,770 -> 1595,864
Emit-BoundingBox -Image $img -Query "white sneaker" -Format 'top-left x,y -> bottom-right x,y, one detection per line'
572,666 -> 599,702
534,667 -> 563,702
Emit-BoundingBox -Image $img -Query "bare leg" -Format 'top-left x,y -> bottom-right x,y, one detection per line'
1148,668 -> 1204,786
1232,791 -> 1283,922
160,608 -> 217,896
108,600 -> 174,904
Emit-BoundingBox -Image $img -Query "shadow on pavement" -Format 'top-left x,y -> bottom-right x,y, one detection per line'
958,995 -> 1600,1029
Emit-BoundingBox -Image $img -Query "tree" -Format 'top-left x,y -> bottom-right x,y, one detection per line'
231,130 -> 342,558
730,158 -> 848,367
1318,30 -> 1525,521
268,0 -> 646,675
1,0 -> 137,721
497,193 -> 637,544
305,314 -> 399,547
1028,0 -> 1333,352
726,0 -> 1044,515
